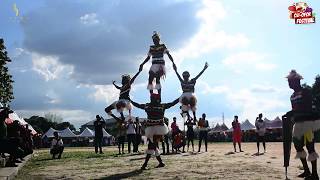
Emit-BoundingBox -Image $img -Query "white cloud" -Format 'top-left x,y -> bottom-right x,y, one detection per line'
173,0 -> 250,64
31,53 -> 73,81
197,81 -> 289,122
222,51 -> 277,73
91,85 -> 118,104
80,13 -> 100,25
198,80 -> 230,94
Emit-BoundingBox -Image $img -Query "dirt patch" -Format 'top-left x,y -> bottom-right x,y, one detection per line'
16,143 -> 320,179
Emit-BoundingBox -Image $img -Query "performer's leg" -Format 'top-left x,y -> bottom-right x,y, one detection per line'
94,138 -> 98,154
191,139 -> 194,152
256,134 -> 260,154
262,136 -> 266,152
105,105 -> 115,115
117,138 -> 121,154
162,140 -> 165,154
148,72 -> 155,94
306,139 -> 319,178
204,132 -> 208,152
127,135 -> 131,153
165,136 -> 169,154
155,76 -> 161,96
294,137 -> 310,177
99,138 -> 103,154
187,139 -> 190,152
141,154 -> 152,170
238,142 -> 243,152
233,141 -> 236,152
120,112 -> 125,122
198,132 -> 203,152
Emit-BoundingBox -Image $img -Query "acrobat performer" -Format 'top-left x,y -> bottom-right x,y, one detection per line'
173,62 -> 208,120
283,70 -> 320,179
140,31 -> 175,96
130,93 -> 179,170
105,66 -> 142,121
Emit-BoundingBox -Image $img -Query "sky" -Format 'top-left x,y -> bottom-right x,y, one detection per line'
0,0 -> 319,130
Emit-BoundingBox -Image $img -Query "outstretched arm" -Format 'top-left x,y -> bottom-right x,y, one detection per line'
164,98 -> 180,109
166,51 -> 174,63
140,48 -> 151,67
130,67 -> 143,85
194,62 -> 209,81
112,81 -> 121,89
173,63 -> 183,82
129,98 -> 145,109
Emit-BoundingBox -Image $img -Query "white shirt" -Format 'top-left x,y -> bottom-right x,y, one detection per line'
51,138 -> 63,149
255,120 -> 266,136
126,123 -> 136,134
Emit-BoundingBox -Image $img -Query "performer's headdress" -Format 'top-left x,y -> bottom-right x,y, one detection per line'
286,69 -> 303,80
121,74 -> 131,80
152,31 -> 160,40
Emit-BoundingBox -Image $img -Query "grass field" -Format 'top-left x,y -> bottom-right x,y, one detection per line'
15,142 -> 319,179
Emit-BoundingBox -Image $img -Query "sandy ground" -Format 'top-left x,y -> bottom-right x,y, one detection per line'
15,142 -> 319,179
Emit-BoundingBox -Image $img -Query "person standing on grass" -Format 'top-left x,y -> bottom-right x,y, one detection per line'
133,117 -> 142,153
50,131 -> 64,159
185,117 -> 196,152
126,117 -> 136,153
255,113 -> 266,154
232,116 -> 243,152
94,115 -> 106,154
198,113 -> 209,152
162,117 -> 170,154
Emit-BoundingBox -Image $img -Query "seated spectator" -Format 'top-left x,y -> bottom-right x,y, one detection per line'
50,132 -> 64,159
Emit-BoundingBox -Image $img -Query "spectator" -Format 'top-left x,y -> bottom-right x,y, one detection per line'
126,117 -> 136,153
94,115 -> 106,154
255,113 -> 266,154
198,113 -> 209,152
133,117 -> 142,153
50,131 -> 64,159
162,117 -> 170,154
232,115 -> 243,152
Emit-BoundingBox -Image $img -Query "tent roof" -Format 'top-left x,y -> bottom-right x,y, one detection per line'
9,112 -> 37,135
42,127 -> 57,138
42,127 -> 77,138
241,119 -> 255,131
102,128 -> 111,137
59,127 -> 77,138
79,127 -> 95,137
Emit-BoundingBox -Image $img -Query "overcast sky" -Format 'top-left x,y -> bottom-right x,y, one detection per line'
1,0 -> 319,129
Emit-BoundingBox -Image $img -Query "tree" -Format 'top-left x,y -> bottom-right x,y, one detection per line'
0,38 -> 14,106
312,75 -> 320,113
44,113 -> 63,123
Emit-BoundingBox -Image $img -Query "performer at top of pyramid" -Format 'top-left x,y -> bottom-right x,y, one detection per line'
140,31 -> 175,96
104,66 -> 142,121
172,62 -> 208,121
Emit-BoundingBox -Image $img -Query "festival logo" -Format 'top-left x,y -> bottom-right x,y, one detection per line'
288,2 -> 316,24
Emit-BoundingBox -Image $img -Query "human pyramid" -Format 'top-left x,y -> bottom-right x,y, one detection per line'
105,31 -> 208,170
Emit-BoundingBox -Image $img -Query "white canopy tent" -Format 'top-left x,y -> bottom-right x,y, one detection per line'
9,112 -> 37,135
227,119 -> 255,132
42,127 -> 57,138
42,127 -> 77,138
102,128 -> 112,138
79,127 -> 95,138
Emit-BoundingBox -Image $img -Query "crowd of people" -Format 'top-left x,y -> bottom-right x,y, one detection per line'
0,107 -> 33,167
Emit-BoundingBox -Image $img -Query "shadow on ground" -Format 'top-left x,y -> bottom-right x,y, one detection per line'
99,169 -> 143,180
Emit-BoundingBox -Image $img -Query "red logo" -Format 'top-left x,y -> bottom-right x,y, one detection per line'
288,2 -> 316,24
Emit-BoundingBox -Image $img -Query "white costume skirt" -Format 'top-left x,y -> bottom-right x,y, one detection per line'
293,119 -> 320,139
149,64 -> 166,77
179,92 -> 197,111
110,99 -> 132,113
145,124 -> 169,141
